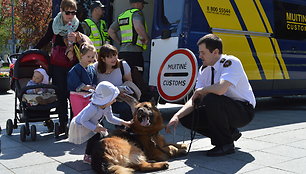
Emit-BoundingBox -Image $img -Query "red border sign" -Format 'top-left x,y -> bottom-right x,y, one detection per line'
157,49 -> 197,102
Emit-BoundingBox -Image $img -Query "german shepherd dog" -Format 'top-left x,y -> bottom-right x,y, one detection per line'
91,101 -> 188,174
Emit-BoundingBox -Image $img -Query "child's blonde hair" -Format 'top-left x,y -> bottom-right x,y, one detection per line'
79,43 -> 96,58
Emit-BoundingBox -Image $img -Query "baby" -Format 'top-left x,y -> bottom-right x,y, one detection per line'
26,68 -> 50,94
24,68 -> 56,105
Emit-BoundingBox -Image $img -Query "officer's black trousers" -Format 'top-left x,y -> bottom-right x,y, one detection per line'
180,93 -> 254,146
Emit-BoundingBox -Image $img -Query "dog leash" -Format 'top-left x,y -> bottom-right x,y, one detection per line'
187,99 -> 201,154
172,128 -> 176,143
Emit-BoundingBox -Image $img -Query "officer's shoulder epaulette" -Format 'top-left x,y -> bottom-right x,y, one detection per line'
223,60 -> 232,67
220,58 -> 226,63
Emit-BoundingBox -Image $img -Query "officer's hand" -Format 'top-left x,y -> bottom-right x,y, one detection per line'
166,115 -> 179,134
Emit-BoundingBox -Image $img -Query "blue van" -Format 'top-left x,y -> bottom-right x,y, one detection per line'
149,0 -> 306,98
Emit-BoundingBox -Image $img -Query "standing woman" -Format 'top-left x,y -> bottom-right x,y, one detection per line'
34,0 -> 84,133
94,44 -> 138,121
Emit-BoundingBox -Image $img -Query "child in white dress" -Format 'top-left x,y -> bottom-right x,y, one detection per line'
68,81 -> 132,164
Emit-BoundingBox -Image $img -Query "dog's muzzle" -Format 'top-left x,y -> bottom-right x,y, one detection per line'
137,107 -> 153,126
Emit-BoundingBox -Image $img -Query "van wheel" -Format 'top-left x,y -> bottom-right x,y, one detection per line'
20,125 -> 26,142
30,125 -> 37,141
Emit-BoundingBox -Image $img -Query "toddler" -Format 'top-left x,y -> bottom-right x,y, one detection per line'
67,42 -> 97,92
68,81 -> 132,164
68,43 -> 98,116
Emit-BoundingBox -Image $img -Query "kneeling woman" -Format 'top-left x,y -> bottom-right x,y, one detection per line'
94,44 -> 138,121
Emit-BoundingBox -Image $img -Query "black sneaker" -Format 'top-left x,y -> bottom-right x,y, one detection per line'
206,143 -> 235,157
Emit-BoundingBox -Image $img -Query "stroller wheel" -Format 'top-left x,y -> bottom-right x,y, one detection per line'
54,122 -> 60,138
30,125 -> 37,141
6,119 -> 14,135
20,125 -> 27,142
13,118 -> 18,129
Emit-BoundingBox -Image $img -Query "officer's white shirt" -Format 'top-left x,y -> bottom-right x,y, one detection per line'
195,54 -> 256,108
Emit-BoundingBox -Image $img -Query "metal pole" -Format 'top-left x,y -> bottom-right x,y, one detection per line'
11,0 -> 16,54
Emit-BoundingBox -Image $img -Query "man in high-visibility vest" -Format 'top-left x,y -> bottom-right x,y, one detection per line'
82,1 -> 109,52
108,0 -> 152,102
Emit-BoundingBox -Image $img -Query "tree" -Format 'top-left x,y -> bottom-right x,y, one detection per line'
14,0 -> 52,50
0,0 -> 12,54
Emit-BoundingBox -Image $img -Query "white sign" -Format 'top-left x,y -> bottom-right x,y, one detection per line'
157,49 -> 198,102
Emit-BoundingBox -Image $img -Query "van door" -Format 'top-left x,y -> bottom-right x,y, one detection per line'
272,0 -> 306,96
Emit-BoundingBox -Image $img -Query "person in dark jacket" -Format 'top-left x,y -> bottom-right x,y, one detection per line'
34,0 -> 84,133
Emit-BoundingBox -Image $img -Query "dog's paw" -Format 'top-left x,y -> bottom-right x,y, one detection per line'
162,162 -> 169,169
180,143 -> 188,150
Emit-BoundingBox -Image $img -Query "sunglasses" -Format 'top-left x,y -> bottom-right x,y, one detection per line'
64,11 -> 77,15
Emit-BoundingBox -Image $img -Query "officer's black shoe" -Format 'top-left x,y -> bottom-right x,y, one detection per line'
206,143 -> 235,157
232,128 -> 242,141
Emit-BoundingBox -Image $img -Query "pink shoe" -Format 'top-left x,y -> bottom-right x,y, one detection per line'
83,154 -> 91,164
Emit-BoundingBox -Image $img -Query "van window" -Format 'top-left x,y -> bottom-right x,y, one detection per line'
162,0 -> 184,25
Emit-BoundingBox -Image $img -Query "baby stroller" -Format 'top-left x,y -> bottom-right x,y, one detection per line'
6,49 -> 61,141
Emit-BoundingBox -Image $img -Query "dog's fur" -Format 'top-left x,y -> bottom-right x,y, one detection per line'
91,101 -> 187,174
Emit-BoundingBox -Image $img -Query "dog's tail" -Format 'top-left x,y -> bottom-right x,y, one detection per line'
91,141 -> 111,174
109,165 -> 134,174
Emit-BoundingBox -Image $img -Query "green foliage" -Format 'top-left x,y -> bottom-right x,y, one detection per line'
15,0 -> 52,50
0,0 -> 52,51
0,0 -> 12,53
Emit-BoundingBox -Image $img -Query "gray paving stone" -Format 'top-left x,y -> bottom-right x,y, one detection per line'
272,157 -> 306,174
254,130 -> 305,145
274,122 -> 306,130
150,165 -> 221,174
12,161 -> 80,174
0,151 -> 54,169
244,166 -> 295,174
191,156 -> 264,174
260,145 -> 306,158
287,139 -> 306,150
0,163 -> 14,174
0,135 -> 23,149
241,127 -> 288,139
235,138 -> 278,151
231,150 -> 292,166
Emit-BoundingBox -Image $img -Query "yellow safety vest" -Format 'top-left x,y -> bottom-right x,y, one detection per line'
118,8 -> 148,50
84,19 -> 109,52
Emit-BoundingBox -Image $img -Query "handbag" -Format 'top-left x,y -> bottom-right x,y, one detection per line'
50,35 -> 76,68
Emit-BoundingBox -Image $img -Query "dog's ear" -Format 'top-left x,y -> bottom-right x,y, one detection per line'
149,97 -> 157,106
118,94 -> 139,114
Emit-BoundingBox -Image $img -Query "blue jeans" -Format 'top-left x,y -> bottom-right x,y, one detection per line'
112,101 -> 133,121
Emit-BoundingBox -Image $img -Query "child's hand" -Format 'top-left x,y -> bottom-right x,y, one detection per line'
83,85 -> 95,91
94,124 -> 107,133
119,92 -> 129,98
121,120 -> 133,128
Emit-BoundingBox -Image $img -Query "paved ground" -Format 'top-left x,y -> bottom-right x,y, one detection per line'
0,90 -> 306,174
